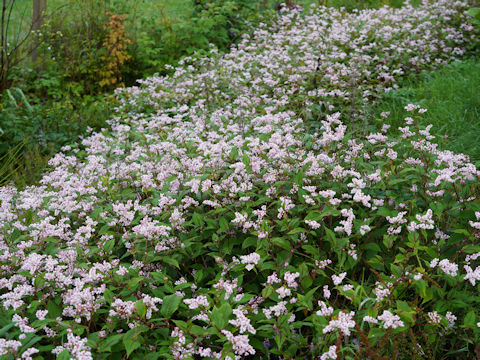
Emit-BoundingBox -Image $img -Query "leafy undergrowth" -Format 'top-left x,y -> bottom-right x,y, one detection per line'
1,2 -> 480,360
372,60 -> 480,163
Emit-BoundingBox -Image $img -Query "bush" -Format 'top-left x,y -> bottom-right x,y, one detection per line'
33,1 -> 132,93
1,1 -> 480,359
125,0 -> 283,80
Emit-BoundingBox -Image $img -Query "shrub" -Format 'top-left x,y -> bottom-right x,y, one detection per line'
125,0 -> 283,80
0,1 -> 479,359
35,1 -> 110,95
98,13 -> 132,89
0,1 -> 122,186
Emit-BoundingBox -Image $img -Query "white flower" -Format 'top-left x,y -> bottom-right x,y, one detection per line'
323,311 -> 356,336
332,272 -> 347,286
378,310 -> 404,329
240,252 -> 260,271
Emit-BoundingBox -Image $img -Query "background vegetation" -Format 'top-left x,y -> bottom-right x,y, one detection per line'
372,60 -> 480,163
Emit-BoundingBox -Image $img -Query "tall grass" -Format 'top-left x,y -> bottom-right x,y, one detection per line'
371,60 -> 480,163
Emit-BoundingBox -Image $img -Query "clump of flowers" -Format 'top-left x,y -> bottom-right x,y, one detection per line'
1,1 -> 479,359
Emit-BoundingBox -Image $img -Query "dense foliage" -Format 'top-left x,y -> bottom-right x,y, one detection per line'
1,1 -> 480,359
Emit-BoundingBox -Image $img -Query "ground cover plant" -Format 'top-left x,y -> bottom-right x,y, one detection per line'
1,1 -> 480,359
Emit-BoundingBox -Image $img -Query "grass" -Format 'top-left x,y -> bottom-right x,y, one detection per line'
0,139 -> 51,187
10,0 -> 194,35
371,60 -> 480,163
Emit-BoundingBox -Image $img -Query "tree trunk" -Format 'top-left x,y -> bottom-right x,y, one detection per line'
32,0 -> 46,63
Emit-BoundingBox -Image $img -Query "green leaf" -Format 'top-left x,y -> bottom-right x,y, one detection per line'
151,272 -> 167,282
463,310 -> 476,328
294,170 -> 304,186
305,207 -> 340,221
104,287 -> 115,303
47,299 -> 62,319
194,269 -> 204,283
190,325 -> 206,336
99,334 -> 123,352
325,228 -> 347,249
275,333 -> 286,349
219,217 -> 229,233
172,320 -> 188,331
98,224 -> 110,235
242,153 -> 250,167
20,335 -> 42,352
192,212 -> 204,227
288,227 -> 306,235
58,349 -> 71,360
390,264 -> 402,277
128,276 -> 144,291
444,347 -> 470,356
0,323 -> 15,337
396,300 -> 412,313
161,295 -> 181,318
211,302 -> 232,329
368,327 -> 386,341
324,227 -> 336,245
242,237 -> 258,249
383,235 -> 394,249
415,279 -> 427,298
123,330 -> 141,357
467,7 -> 480,20
363,242 -> 381,253
161,256 -> 180,269
396,300 -> 416,325
135,300 -> 147,318
301,275 -> 313,290
388,178 -> 408,185
272,237 -> 291,250
301,286 -> 319,310
422,287 -> 433,304
229,146 -> 238,160
104,238 -> 115,254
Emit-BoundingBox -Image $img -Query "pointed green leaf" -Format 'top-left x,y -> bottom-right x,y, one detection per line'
161,295 -> 181,318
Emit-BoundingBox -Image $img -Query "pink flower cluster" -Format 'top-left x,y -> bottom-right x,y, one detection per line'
0,1 -> 478,359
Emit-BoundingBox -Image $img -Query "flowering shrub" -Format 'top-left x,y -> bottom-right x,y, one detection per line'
1,1 -> 480,359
